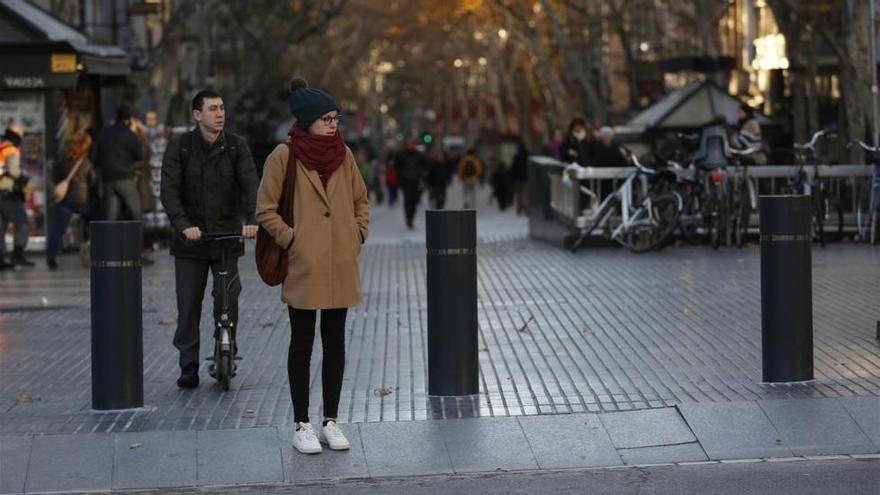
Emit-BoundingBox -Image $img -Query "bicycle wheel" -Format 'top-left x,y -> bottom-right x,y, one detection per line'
647,193 -> 681,251
812,193 -> 826,247
733,183 -> 751,248
871,208 -> 879,245
705,196 -> 722,250
857,185 -> 872,242
619,194 -> 680,253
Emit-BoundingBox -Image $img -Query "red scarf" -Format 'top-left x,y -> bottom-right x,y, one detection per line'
289,125 -> 346,187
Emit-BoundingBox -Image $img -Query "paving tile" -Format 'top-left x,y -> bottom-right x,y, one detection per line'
518,413 -> 622,469
439,417 -> 538,473
280,424 -> 369,482
600,407 -> 696,449
113,430 -> 197,490
197,428 -> 283,485
25,434 -> 113,493
837,396 -> 880,447
359,421 -> 453,477
618,443 -> 708,465
0,436 -> 32,494
758,399 -> 876,456
678,401 -> 793,459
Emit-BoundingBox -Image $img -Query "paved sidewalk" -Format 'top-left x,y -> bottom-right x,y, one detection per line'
0,184 -> 879,492
1,185 -> 879,435
1,398 -> 878,493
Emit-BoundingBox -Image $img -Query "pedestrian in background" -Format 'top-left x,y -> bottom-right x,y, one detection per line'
384,158 -> 399,207
510,139 -> 529,215
0,122 -> 33,268
130,117 -> 156,259
560,117 -> 595,166
46,132 -> 98,269
393,140 -> 426,229
541,128 -> 564,160
92,105 -> 144,222
425,151 -> 449,209
491,158 -> 512,211
256,77 -> 369,455
734,103 -> 768,165
592,127 -> 629,167
457,149 -> 483,209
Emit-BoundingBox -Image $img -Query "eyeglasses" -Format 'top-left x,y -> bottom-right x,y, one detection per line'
320,114 -> 343,125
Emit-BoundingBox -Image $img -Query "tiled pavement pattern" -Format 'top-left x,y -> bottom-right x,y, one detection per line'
0,185 -> 879,435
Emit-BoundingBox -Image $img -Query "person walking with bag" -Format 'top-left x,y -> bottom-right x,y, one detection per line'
256,77 -> 369,455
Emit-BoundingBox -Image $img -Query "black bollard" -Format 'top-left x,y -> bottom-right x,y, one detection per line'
426,209 -> 479,396
760,196 -> 813,383
90,221 -> 144,410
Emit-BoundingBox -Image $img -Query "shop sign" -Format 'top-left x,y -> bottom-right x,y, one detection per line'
2,77 -> 45,89
51,54 -> 77,73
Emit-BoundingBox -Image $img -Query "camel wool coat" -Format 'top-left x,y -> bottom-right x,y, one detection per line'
255,143 -> 369,310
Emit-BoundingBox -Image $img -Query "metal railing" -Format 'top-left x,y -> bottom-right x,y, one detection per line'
529,155 -> 875,238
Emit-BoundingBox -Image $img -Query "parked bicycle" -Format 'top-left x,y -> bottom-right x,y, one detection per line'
568,147 -> 680,253
728,145 -> 762,248
690,125 -> 735,250
784,129 -> 844,246
849,139 -> 880,245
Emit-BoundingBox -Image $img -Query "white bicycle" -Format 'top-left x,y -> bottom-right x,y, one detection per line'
568,149 -> 681,253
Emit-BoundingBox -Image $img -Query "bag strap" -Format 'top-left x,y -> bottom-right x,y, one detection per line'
61,157 -> 86,184
278,141 -> 297,225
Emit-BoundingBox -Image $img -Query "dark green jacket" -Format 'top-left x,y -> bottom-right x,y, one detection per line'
160,129 -> 259,259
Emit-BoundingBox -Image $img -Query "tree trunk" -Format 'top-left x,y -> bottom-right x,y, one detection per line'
540,0 -> 607,122
841,0 -> 872,163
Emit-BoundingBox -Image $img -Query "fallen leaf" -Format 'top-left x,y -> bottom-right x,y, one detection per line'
129,443 -> 141,450
682,308 -> 692,316
159,318 -> 177,325
260,321 -> 274,327
375,386 -> 392,397
517,311 -> 535,332
16,393 -> 31,404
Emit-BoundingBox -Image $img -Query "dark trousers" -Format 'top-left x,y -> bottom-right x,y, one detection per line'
46,201 -> 91,259
103,179 -> 142,221
0,197 -> 29,257
173,256 -> 241,375
401,181 -> 420,227
288,307 -> 348,424
387,186 -> 399,207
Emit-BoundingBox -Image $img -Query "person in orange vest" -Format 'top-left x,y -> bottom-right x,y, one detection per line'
0,122 -> 33,269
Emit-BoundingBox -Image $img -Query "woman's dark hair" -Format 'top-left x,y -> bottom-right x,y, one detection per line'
567,117 -> 587,136
191,89 -> 223,112
739,103 -> 754,118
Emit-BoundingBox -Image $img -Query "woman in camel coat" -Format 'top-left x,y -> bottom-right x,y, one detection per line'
256,77 -> 369,455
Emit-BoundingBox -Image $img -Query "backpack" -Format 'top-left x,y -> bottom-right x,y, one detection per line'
462,157 -> 477,177
178,130 -> 241,171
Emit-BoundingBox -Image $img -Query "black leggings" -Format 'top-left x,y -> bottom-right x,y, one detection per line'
288,307 -> 348,424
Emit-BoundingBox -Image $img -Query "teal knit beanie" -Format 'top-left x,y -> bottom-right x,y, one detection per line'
288,77 -> 339,130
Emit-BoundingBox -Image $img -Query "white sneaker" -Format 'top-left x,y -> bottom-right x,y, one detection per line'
293,422 -> 322,454
319,420 -> 351,450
